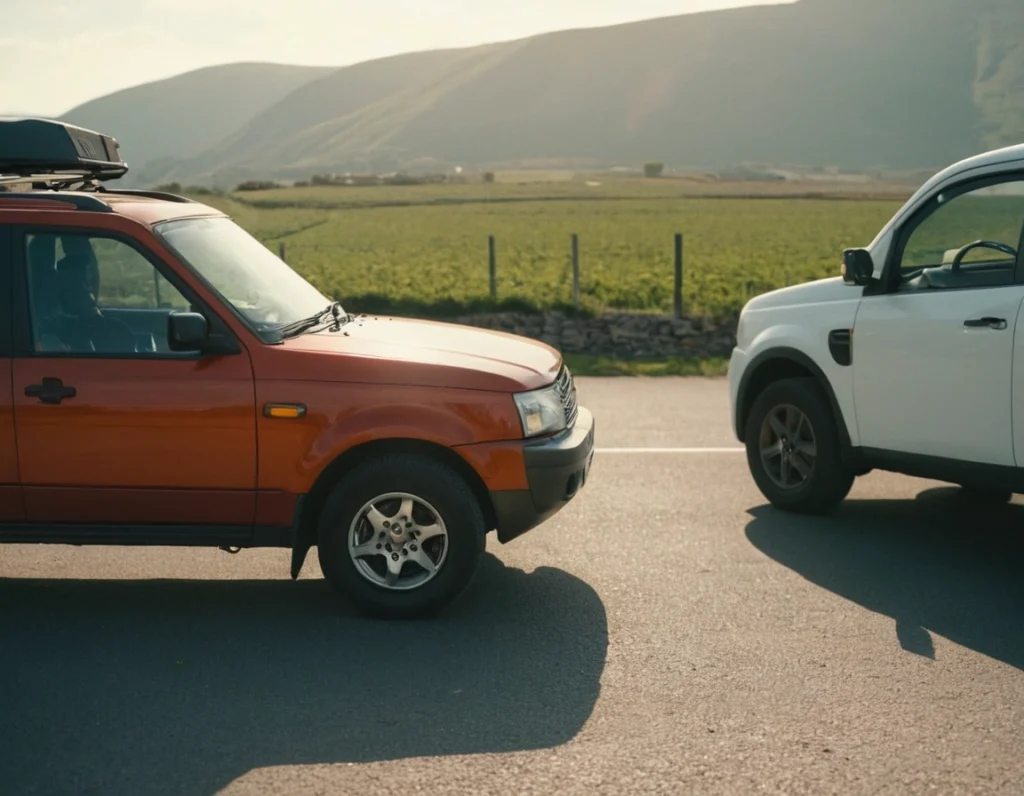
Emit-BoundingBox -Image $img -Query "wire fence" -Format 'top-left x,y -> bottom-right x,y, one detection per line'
272,233 -> 798,318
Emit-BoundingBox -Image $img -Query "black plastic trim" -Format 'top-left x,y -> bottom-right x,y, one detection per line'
735,347 -> 852,454
522,407 -> 596,469
0,224 -> 12,357
0,524 -> 292,548
860,447 -> 1024,493
289,494 -> 312,580
491,490 -> 544,544
99,188 -> 195,204
828,329 -> 852,367
493,407 -> 595,543
0,192 -> 112,212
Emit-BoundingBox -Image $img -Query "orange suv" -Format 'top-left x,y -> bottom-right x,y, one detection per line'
0,118 -> 595,618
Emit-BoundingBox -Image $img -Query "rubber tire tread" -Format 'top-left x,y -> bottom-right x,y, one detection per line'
316,453 -> 486,620
744,376 -> 855,515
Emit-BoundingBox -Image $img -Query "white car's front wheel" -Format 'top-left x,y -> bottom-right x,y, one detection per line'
744,377 -> 854,515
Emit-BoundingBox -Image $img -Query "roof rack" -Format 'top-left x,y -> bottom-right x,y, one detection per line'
97,188 -> 195,204
0,117 -> 128,184
0,191 -> 112,212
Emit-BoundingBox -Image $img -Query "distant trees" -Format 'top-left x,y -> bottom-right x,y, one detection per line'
235,180 -> 280,191
643,162 -> 664,178
152,182 -> 216,196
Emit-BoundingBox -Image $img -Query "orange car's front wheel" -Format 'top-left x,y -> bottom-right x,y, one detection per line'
316,452 -> 486,619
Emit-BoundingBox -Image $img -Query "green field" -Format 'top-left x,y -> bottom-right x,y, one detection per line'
189,180 -> 910,319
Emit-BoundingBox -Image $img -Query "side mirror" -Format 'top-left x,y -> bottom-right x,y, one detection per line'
842,248 -> 875,286
167,311 -> 209,351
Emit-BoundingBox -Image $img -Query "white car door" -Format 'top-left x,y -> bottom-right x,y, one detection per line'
853,175 -> 1024,467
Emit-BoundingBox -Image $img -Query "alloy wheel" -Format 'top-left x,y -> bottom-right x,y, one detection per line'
347,492 -> 449,591
759,404 -> 817,490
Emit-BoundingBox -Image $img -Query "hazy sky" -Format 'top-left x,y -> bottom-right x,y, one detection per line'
3,0 -> 791,116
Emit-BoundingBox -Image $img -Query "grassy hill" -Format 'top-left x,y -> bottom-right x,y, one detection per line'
59,62 -> 336,179
63,0 -> 1024,186
974,0 -> 1024,152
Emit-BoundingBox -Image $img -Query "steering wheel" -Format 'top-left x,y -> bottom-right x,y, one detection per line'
950,240 -> 1018,272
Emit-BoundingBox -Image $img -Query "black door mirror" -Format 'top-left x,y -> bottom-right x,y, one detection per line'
168,311 -> 209,351
842,248 -> 875,286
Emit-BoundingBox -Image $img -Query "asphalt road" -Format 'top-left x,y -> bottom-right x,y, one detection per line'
3,377 -> 1024,795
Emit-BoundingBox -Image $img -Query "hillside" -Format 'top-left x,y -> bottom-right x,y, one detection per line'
69,0 -> 1024,186
59,62 -> 336,177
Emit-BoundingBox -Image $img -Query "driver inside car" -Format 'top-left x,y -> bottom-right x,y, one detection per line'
53,236 -> 137,353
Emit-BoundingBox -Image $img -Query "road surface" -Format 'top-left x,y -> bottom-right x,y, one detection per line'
2,377 -> 1023,795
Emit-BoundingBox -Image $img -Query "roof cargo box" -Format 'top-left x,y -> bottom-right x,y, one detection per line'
0,117 -> 127,180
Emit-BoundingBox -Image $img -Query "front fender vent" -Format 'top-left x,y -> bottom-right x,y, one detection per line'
828,329 -> 852,367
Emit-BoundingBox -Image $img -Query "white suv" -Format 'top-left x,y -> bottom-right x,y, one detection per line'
728,143 -> 1024,513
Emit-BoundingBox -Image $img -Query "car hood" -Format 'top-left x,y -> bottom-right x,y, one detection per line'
273,314 -> 563,392
743,276 -> 860,312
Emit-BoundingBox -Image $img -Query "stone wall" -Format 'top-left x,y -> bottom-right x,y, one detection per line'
448,311 -> 739,359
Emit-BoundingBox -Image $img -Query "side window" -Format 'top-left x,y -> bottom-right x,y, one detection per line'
899,179 -> 1024,283
89,237 -> 190,312
25,231 -> 192,355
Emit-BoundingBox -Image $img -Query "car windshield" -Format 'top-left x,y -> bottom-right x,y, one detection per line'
155,215 -> 335,341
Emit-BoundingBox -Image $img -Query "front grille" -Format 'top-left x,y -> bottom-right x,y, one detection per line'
554,364 -> 579,428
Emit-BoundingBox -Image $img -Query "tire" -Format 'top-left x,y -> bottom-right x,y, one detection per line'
743,376 -> 855,515
316,453 -> 486,620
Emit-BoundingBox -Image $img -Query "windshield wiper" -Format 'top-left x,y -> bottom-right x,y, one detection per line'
276,301 -> 349,339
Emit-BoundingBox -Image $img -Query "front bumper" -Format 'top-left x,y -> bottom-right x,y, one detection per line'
727,346 -> 747,441
491,406 -> 595,543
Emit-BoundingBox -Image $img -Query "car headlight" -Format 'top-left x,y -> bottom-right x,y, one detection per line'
513,384 -> 567,438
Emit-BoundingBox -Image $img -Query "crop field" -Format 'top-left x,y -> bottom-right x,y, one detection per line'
190,179 -> 913,318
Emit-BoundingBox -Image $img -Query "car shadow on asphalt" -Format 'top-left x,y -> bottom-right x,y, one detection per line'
0,553 -> 608,796
745,486 -> 1024,670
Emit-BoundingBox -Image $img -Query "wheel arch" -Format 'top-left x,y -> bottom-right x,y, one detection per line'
735,347 -> 851,451
290,437 -> 497,578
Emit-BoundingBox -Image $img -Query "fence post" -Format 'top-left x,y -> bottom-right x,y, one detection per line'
279,242 -> 286,262
571,233 -> 580,307
488,235 -> 497,300
673,233 -> 684,318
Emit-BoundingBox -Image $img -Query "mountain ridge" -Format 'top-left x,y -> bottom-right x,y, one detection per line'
58,0 -> 1024,186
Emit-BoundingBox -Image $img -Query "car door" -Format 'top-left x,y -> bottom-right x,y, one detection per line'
852,174 -> 1024,467
0,224 -> 23,522
11,224 -> 258,530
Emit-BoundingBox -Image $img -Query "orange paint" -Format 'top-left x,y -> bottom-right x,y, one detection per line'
0,191 -> 587,537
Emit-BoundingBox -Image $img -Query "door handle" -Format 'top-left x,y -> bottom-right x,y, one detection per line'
964,317 -> 1007,330
25,377 -> 77,405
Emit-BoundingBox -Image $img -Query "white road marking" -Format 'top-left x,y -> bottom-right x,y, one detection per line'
595,447 -> 745,454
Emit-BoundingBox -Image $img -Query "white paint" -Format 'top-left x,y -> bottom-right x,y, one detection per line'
853,285 -> 1024,465
595,447 -> 744,454
729,145 -> 1024,473
728,281 -> 864,446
